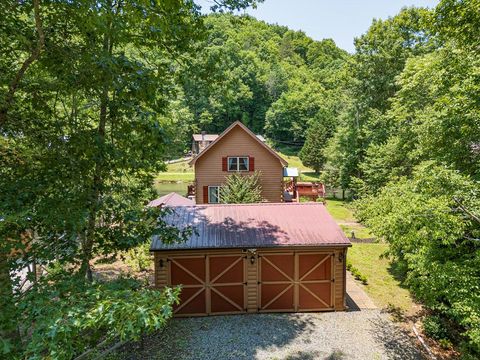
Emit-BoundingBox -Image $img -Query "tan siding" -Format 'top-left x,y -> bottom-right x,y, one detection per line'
334,249 -> 346,310
153,253 -> 168,288
194,126 -> 284,204
246,254 -> 258,312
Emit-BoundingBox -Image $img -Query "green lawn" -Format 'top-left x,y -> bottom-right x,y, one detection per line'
156,160 -> 194,182
325,199 -> 356,223
348,243 -> 414,313
340,224 -> 373,239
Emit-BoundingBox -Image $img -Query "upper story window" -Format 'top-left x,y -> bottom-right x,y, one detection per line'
228,156 -> 249,172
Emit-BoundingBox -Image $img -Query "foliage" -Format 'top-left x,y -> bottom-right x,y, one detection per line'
2,271 -> 180,359
124,242 -> 153,272
299,117 -> 334,174
178,14 -> 348,142
356,163 -> 480,354
0,0 -> 259,353
423,315 -> 450,341
220,171 -> 263,204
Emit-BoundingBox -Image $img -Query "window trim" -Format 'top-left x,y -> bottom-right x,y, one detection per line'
227,156 -> 249,172
208,185 -> 221,204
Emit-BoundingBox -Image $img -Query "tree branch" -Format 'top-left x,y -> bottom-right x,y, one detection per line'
0,0 -> 45,127
453,197 -> 480,225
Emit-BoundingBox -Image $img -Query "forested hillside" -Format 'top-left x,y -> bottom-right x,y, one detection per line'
170,14 -> 349,157
1,0 -> 479,358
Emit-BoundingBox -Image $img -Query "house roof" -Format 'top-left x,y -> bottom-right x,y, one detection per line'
148,192 -> 194,208
192,134 -> 266,143
189,121 -> 287,166
150,202 -> 350,251
192,134 -> 219,142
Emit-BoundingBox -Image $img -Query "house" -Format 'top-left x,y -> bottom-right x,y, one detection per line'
151,202 -> 351,316
189,121 -> 288,204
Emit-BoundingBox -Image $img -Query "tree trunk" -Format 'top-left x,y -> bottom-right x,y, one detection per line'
0,0 -> 45,127
0,245 -> 20,346
80,2 -> 114,281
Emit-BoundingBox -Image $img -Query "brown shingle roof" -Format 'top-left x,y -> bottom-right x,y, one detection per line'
151,202 -> 350,251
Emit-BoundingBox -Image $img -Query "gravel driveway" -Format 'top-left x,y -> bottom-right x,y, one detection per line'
119,310 -> 424,360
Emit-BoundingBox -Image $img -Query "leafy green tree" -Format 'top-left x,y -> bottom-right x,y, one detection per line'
220,172 -> 263,203
356,162 -> 480,355
0,0 -> 260,355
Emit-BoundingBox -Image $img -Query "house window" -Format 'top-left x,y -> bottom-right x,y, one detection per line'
208,186 -> 220,204
228,156 -> 249,172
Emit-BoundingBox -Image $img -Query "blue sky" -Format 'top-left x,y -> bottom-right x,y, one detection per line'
196,0 -> 439,53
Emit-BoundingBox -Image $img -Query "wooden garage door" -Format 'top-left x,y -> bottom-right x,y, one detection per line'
258,253 -> 295,312
169,254 -> 245,316
258,252 -> 334,312
297,253 -> 333,311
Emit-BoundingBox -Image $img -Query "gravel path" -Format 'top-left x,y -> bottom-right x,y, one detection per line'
119,310 -> 424,360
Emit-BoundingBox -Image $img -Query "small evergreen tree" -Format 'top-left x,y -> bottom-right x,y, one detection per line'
299,120 -> 331,174
221,172 -> 263,204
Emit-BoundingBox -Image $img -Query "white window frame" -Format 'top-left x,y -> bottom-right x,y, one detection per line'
208,185 -> 221,204
227,156 -> 249,172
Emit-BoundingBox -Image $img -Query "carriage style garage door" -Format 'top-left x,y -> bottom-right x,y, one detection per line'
259,252 -> 334,312
169,254 -> 246,316
167,251 -> 334,316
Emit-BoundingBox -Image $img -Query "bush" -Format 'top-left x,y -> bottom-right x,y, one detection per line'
3,271 -> 179,359
423,315 -> 449,341
124,242 -> 153,272
346,260 -> 368,285
220,171 -> 263,204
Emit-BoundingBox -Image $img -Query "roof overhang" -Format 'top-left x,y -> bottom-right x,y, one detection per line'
189,121 -> 288,166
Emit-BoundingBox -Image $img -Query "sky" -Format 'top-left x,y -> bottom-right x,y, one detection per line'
196,0 -> 439,53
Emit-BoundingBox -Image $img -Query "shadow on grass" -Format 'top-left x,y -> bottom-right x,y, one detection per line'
387,260 -> 410,291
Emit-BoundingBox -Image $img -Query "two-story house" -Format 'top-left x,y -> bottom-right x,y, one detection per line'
189,121 -> 288,204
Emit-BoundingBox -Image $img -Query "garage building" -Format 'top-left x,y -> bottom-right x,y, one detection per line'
151,202 -> 351,316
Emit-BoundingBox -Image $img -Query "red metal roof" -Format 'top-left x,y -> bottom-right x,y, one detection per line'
148,192 -> 194,208
151,202 -> 350,251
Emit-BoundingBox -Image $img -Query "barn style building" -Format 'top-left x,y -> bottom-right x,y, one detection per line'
151,202 -> 351,316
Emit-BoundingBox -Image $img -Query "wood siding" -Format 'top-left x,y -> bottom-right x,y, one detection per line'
153,246 -> 348,315
194,126 -> 284,204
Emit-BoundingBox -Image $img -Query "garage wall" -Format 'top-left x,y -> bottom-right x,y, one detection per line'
153,247 -> 348,315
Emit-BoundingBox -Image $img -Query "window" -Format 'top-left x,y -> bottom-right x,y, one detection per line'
228,156 -> 249,172
208,186 -> 220,204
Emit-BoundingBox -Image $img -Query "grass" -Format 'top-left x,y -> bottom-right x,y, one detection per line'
324,199 -> 356,223
156,160 -> 194,182
273,145 -> 321,182
348,243 -> 414,313
340,224 -> 374,239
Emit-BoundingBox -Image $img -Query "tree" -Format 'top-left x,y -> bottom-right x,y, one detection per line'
220,172 -> 263,203
356,162 -> 480,354
299,116 -> 334,174
0,0 -> 260,355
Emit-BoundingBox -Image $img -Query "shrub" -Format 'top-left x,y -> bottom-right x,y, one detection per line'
3,271 -> 179,359
346,260 -> 368,285
220,171 -> 263,204
124,242 -> 153,272
423,315 -> 449,341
